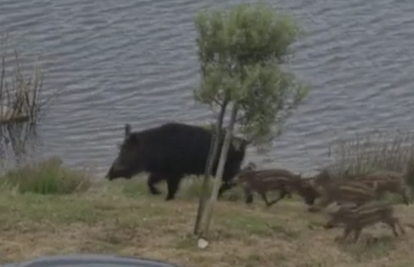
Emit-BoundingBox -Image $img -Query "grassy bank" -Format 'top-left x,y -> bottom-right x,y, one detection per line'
0,158 -> 414,267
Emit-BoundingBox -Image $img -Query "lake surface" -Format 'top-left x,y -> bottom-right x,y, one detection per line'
1,0 -> 414,176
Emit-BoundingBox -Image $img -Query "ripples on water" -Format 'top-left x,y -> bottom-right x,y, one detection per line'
0,0 -> 413,176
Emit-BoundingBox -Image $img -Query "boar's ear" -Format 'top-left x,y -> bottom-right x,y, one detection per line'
124,124 -> 132,137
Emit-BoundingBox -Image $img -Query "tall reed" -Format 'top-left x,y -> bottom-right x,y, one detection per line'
326,130 -> 414,183
0,33 -> 56,125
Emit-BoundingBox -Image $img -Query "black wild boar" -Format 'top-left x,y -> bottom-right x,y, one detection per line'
236,168 -> 320,207
106,122 -> 248,201
324,201 -> 405,243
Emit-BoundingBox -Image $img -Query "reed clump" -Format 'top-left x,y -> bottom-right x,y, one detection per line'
0,33 -> 53,125
0,156 -> 93,194
326,130 -> 414,186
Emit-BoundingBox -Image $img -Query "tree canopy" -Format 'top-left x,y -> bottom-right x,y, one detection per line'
193,3 -> 307,147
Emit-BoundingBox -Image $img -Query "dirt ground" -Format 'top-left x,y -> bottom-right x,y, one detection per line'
0,180 -> 413,267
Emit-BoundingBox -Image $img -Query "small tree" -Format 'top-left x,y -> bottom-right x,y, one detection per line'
193,103 -> 226,235
192,2 -> 308,238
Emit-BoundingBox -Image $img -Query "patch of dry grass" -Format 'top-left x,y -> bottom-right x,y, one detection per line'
1,176 -> 414,267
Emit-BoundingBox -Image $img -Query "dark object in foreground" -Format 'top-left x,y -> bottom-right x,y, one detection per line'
324,201 -> 405,243
236,167 -> 320,207
106,122 -> 248,201
1,254 -> 182,267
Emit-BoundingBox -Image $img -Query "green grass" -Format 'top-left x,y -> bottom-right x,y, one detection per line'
1,156 -> 414,267
0,156 -> 92,194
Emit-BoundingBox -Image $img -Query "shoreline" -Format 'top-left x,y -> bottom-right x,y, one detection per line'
0,178 -> 413,267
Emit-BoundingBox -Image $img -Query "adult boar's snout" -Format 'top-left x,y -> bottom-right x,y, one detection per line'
106,158 -> 132,180
105,168 -> 114,180
105,166 -> 116,180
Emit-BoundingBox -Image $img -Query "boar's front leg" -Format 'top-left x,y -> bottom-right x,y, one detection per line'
383,216 -> 405,236
339,227 -> 352,243
352,227 -> 362,243
218,181 -> 235,198
399,187 -> 411,205
165,174 -> 183,201
267,187 -> 290,207
243,187 -> 255,204
148,173 -> 164,195
258,192 -> 273,207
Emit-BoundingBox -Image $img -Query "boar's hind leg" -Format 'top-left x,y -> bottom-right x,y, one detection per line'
339,227 -> 352,243
399,187 -> 411,205
383,217 -> 405,236
148,173 -> 164,195
218,181 -> 235,198
395,218 -> 406,235
165,174 -> 183,201
352,228 -> 362,243
219,166 -> 241,197
258,192 -> 273,207
267,187 -> 290,206
243,187 -> 254,204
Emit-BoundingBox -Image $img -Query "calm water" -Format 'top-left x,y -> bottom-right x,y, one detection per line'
0,0 -> 414,176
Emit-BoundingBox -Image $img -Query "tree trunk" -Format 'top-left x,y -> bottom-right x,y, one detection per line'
193,100 -> 227,235
200,103 -> 238,236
